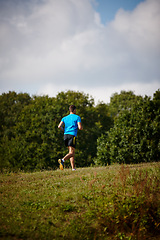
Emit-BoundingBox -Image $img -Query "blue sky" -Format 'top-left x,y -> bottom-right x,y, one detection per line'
0,0 -> 159,103
94,0 -> 145,23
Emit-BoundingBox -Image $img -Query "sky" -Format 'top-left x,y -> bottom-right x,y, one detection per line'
0,0 -> 160,104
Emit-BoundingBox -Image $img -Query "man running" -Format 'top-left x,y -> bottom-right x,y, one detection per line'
58,105 -> 83,170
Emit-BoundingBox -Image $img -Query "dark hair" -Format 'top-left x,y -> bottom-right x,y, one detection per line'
69,105 -> 76,112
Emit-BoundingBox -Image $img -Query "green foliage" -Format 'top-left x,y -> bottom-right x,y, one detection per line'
0,95 -> 59,171
0,91 -> 31,140
0,163 -> 159,239
109,90 -> 143,118
95,133 -> 111,166
96,89 -> 160,165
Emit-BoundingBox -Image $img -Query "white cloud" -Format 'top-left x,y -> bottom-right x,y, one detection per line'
0,0 -> 160,103
89,81 -> 160,104
112,0 -> 160,56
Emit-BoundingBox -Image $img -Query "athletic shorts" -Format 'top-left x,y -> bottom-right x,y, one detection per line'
64,134 -> 76,148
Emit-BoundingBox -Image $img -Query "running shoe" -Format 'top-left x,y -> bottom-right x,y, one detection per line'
58,159 -> 64,170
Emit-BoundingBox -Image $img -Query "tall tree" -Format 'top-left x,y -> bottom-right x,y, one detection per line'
109,90 -> 143,117
96,89 -> 160,165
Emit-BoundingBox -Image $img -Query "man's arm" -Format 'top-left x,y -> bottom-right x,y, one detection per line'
58,121 -> 64,132
78,121 -> 83,130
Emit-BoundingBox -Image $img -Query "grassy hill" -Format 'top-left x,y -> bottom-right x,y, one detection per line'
0,163 -> 160,240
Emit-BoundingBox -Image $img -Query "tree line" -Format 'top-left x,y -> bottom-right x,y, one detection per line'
0,89 -> 159,171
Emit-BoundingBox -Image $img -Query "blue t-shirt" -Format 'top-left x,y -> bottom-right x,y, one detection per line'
61,114 -> 81,136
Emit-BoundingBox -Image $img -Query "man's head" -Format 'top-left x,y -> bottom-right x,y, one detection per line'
69,105 -> 76,113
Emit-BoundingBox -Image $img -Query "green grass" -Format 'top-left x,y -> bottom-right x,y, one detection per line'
0,163 -> 160,240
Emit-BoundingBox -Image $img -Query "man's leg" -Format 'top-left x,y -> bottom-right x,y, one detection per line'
69,146 -> 75,170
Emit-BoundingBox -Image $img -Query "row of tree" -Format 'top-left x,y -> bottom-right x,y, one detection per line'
0,90 -> 112,171
0,89 -> 159,171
